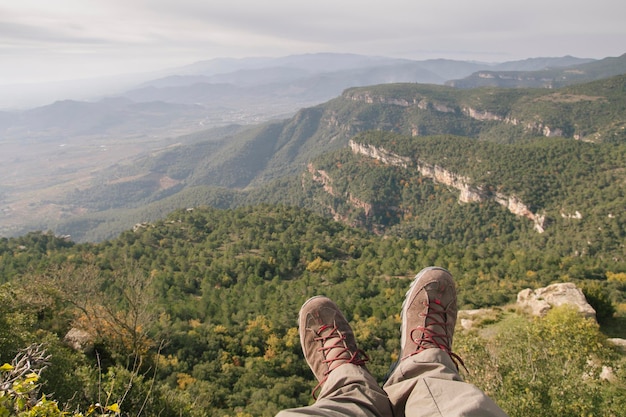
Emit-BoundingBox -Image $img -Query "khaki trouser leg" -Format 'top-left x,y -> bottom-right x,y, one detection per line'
383,349 -> 509,417
276,364 -> 393,417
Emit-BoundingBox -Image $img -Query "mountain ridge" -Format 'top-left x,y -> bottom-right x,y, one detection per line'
41,75 -> 626,256
448,53 -> 626,88
2,54 -> 625,244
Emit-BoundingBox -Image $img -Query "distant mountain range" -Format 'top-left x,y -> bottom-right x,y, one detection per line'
1,52 -> 610,140
44,74 -> 626,252
447,53 -> 626,88
1,52 -> 625,245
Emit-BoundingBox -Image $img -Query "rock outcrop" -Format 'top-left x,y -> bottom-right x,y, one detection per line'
307,164 -> 335,195
307,163 -> 374,223
345,91 -> 415,107
344,89 -> 567,139
348,141 -> 411,168
462,107 -> 503,121
350,140 -> 547,232
517,283 -> 596,320
458,308 -> 499,330
64,328 -> 94,353
608,338 -> 626,351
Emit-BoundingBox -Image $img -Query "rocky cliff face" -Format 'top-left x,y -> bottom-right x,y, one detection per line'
462,107 -> 502,121
347,141 -> 411,168
344,91 -> 415,107
349,140 -> 547,232
343,89 -> 565,139
306,163 -> 374,224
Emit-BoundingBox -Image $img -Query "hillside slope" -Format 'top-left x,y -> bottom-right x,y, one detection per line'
47,74 -> 626,242
1,205 -> 624,416
448,52 -> 626,88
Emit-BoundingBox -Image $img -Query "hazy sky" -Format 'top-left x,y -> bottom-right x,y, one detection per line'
1,0 -> 625,85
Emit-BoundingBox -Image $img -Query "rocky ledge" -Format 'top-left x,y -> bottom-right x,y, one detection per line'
350,140 -> 547,232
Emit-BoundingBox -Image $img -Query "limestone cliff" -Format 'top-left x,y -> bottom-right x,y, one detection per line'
344,90 -> 415,107
306,163 -> 374,224
461,107 -> 502,122
349,140 -> 547,232
343,89 -> 565,139
346,142 -> 411,168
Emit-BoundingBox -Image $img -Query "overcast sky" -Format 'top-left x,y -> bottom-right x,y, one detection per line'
1,0 -> 625,85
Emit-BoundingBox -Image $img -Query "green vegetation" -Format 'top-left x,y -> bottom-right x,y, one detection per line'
456,306 -> 626,417
42,74 -> 626,242
3,68 -> 626,416
301,131 -> 626,264
0,345 -> 122,417
449,52 -> 626,89
1,205 -> 625,416
350,131 -> 626,210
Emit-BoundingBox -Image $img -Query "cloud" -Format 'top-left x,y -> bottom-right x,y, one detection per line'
0,21 -> 112,47
0,0 -> 624,84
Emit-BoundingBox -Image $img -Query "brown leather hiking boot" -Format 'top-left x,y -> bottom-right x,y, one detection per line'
400,267 -> 464,367
299,296 -> 369,398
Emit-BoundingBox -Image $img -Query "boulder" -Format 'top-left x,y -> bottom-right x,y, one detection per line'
458,308 -> 499,330
600,366 -> 615,381
608,338 -> 626,351
517,283 -> 596,320
64,328 -> 94,353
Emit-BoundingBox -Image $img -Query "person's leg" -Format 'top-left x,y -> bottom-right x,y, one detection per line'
277,296 -> 393,417
383,267 -> 509,417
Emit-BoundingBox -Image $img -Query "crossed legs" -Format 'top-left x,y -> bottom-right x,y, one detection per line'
276,267 -> 509,417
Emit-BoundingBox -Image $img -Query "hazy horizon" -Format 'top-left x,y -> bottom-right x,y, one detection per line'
2,0 -> 625,109
1,50 -> 623,111
2,0 -> 625,84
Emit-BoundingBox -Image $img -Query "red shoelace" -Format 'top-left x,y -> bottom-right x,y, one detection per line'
311,323 -> 369,399
405,299 -> 467,371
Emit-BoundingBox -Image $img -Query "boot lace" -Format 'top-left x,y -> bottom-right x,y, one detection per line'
311,323 -> 369,399
405,299 -> 467,371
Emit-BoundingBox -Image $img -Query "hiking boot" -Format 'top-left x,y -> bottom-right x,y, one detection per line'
299,296 -> 369,397
399,267 -> 464,367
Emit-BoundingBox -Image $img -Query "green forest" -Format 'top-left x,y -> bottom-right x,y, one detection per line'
39,74 -> 626,243
3,73 -> 626,416
1,204 -> 625,416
